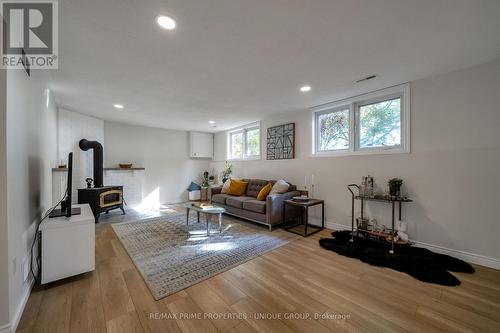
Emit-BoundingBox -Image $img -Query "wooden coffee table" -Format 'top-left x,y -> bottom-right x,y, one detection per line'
184,202 -> 225,236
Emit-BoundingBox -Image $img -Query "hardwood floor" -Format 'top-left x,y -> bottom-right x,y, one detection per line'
17,207 -> 500,333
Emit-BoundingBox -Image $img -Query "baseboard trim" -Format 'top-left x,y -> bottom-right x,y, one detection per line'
0,323 -> 10,333
325,221 -> 351,231
9,277 -> 34,333
411,240 -> 500,270
325,222 -> 500,270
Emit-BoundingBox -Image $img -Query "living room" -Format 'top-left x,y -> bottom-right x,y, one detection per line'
1,1 -> 500,333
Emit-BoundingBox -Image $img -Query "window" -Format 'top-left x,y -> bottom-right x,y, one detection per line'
246,127 -> 260,157
313,84 -> 409,156
316,107 -> 350,151
228,123 -> 261,160
357,97 -> 401,149
230,131 -> 243,159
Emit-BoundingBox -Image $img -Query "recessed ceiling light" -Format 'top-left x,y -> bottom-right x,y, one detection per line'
156,15 -> 176,30
113,104 -> 124,109
208,120 -> 216,124
300,85 -> 311,92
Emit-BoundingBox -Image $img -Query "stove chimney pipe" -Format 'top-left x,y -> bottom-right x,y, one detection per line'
79,139 -> 103,188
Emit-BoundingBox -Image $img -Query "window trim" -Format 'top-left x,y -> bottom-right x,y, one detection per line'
312,83 -> 410,157
227,122 -> 262,161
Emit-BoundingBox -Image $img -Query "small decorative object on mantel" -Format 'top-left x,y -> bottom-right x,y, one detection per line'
58,160 -> 67,169
266,123 -> 295,160
85,178 -> 93,189
388,178 -> 403,197
119,163 -> 133,169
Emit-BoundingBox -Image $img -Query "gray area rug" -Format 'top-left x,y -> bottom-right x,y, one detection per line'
112,213 -> 294,300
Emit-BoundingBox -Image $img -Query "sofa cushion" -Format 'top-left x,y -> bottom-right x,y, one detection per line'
226,196 -> 253,209
212,194 -> 230,205
227,180 -> 249,196
246,179 -> 269,198
268,180 -> 296,192
242,199 -> 266,214
257,183 -> 272,201
220,179 -> 231,194
270,179 -> 290,194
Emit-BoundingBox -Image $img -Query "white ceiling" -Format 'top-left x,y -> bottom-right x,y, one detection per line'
50,0 -> 500,132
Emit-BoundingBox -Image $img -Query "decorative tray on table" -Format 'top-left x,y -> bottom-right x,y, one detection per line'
292,196 -> 310,202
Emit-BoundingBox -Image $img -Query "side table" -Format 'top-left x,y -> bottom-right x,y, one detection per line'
200,187 -> 209,201
283,199 -> 325,237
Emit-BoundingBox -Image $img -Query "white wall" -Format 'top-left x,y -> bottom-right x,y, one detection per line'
211,59 -> 500,266
5,69 -> 57,330
54,110 -> 208,209
0,68 -> 10,331
104,169 -> 145,207
56,108 -> 104,203
104,121 -> 211,205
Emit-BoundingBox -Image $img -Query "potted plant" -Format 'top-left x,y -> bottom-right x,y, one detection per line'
221,161 -> 233,183
201,171 -> 210,187
388,178 -> 403,197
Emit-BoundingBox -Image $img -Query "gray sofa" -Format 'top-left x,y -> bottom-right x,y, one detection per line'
210,179 -> 300,230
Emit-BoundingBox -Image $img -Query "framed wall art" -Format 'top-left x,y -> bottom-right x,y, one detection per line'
266,123 -> 295,160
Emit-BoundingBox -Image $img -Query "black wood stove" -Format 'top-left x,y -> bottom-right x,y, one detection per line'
77,139 -> 125,223
78,186 -> 125,223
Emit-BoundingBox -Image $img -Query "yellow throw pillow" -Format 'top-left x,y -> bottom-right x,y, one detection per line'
257,183 -> 272,201
227,180 -> 248,196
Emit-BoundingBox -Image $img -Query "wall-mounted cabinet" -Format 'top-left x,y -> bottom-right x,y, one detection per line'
189,132 -> 213,159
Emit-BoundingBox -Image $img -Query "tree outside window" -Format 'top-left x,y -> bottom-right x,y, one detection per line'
230,132 -> 243,159
318,109 -> 349,151
246,128 -> 260,157
313,84 -> 408,155
359,98 -> 401,148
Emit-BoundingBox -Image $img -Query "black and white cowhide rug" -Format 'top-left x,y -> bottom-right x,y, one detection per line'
319,231 -> 474,286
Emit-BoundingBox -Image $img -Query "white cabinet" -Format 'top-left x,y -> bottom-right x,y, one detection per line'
40,204 -> 95,284
190,132 -> 213,159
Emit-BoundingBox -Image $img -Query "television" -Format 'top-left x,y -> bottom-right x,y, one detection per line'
49,152 -> 81,218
